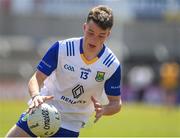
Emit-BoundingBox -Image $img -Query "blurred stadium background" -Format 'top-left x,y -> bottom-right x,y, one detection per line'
0,0 -> 180,137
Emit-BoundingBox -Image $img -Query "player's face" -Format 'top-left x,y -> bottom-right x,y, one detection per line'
83,20 -> 111,52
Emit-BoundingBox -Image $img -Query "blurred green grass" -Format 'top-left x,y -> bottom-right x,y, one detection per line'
0,100 -> 180,137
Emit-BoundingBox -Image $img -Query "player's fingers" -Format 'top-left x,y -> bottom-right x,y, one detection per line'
43,95 -> 54,101
94,102 -> 102,108
95,112 -> 102,118
34,99 -> 39,107
37,97 -> 44,104
26,105 -> 34,114
29,102 -> 35,109
91,96 -> 102,108
91,96 -> 98,104
95,107 -> 102,112
94,113 -> 102,123
94,117 -> 99,123
26,108 -> 31,114
34,99 -> 43,108
27,107 -> 36,115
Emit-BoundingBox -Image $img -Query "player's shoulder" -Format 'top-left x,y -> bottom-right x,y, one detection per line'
101,46 -> 120,69
57,37 -> 81,45
57,37 -> 81,56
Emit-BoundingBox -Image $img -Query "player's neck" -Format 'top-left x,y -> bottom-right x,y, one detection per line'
83,45 -> 102,61
83,52 -> 96,61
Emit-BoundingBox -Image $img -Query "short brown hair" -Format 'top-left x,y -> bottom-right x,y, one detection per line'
87,5 -> 113,30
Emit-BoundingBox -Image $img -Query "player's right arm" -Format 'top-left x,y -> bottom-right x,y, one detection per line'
27,41 -> 59,110
28,70 -> 47,98
28,70 -> 54,109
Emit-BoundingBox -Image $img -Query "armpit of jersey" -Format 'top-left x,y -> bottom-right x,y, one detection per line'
37,41 -> 59,76
104,65 -> 121,96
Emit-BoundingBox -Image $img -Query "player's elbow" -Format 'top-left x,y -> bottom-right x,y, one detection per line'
114,97 -> 122,114
110,101 -> 122,115
106,95 -> 122,115
115,102 -> 122,114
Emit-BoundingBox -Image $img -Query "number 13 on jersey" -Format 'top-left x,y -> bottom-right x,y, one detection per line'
80,71 -> 89,80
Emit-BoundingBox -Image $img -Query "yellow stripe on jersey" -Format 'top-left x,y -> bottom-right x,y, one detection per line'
80,54 -> 99,65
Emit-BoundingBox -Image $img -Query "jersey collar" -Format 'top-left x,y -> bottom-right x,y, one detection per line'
80,37 -> 106,65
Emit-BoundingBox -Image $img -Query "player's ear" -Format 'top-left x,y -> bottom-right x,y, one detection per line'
107,30 -> 111,37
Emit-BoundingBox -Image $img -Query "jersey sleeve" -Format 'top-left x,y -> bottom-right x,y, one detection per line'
37,41 -> 59,76
104,65 -> 121,96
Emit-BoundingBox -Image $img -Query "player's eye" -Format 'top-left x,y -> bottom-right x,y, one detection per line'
88,32 -> 94,36
99,35 -> 105,39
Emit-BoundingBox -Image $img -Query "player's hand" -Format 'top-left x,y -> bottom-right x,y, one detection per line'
91,96 -> 104,123
27,95 -> 54,114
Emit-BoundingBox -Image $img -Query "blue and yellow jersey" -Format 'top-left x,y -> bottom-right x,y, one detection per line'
37,37 -> 121,132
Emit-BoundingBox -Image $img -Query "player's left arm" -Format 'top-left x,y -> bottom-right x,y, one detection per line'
102,95 -> 122,115
91,95 -> 121,123
92,65 -> 122,122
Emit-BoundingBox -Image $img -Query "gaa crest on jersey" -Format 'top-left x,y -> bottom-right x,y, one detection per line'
95,71 -> 105,82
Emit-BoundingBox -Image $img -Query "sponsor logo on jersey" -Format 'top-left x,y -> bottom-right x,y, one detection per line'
80,67 -> 91,73
60,96 -> 86,104
72,84 -> 84,99
95,71 -> 105,82
64,64 -> 75,72
111,85 -> 120,89
41,60 -> 52,68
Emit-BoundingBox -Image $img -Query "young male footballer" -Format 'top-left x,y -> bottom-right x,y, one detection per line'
6,5 -> 122,137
